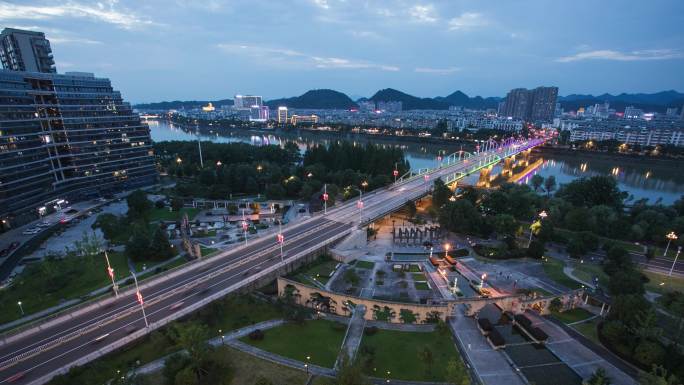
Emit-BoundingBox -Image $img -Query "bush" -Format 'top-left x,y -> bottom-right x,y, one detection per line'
248,329 -> 265,341
364,326 -> 379,336
634,340 -> 666,368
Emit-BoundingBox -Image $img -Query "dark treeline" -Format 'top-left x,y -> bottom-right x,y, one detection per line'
154,140 -> 409,202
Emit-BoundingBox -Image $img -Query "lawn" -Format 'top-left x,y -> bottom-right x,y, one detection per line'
571,318 -> 601,346
359,329 -> 465,382
289,256 -> 339,286
149,207 -> 200,222
541,258 -> 582,290
355,260 -> 375,269
643,270 -> 684,294
551,308 -> 594,324
570,261 -> 609,287
0,251 -> 129,324
414,282 -> 430,290
411,273 -> 426,281
197,295 -> 283,332
241,319 -> 346,368
408,264 -> 422,273
201,246 -> 218,258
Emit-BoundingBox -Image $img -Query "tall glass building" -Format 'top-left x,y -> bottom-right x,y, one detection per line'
0,30 -> 157,228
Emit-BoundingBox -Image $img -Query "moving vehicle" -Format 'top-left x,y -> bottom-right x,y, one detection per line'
92,333 -> 110,343
169,301 -> 184,311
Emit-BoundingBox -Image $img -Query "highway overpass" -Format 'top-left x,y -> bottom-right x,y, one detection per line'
0,137 -> 545,384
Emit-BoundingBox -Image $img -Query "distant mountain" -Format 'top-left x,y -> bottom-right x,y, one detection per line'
134,89 -> 684,113
135,99 -> 233,110
559,90 -> 684,113
370,88 -> 448,110
265,89 -> 357,109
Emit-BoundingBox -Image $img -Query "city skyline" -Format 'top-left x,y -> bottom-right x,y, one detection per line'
0,0 -> 682,103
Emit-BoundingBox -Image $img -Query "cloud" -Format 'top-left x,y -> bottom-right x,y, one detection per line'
216,43 -> 399,71
415,67 -> 460,75
0,1 -> 157,29
310,0 -> 330,10
448,12 -> 487,31
556,49 -> 684,62
348,30 -> 385,41
408,5 -> 438,23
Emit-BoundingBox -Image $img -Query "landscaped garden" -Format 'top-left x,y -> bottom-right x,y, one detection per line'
541,258 -> 582,290
241,319 -> 346,368
357,328 -> 465,382
551,307 -> 594,324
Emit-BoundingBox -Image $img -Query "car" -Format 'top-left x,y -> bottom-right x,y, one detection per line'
5,371 -> 25,383
169,301 -> 184,311
22,230 -> 35,235
92,333 -> 110,343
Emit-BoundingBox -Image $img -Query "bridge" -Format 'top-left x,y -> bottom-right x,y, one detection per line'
0,137 -> 546,384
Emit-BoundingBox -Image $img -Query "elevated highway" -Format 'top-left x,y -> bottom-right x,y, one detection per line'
0,137 -> 546,384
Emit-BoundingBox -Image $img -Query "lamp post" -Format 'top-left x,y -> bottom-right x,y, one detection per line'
104,250 -> 119,298
322,184 -> 328,214
444,243 -> 450,259
242,209 -> 248,246
528,210 -> 547,247
17,301 -> 24,316
393,165 -> 399,184
424,174 -> 430,193
664,232 -> 678,257
669,246 -> 682,277
355,189 -> 364,224
277,220 -> 285,263
131,271 -> 149,328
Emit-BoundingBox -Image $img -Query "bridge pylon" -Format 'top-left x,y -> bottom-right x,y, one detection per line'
477,165 -> 493,188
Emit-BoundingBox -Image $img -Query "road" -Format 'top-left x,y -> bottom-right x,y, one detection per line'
0,139 -> 542,384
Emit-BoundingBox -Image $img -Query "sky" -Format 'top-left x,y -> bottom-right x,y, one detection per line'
1,0 -> 683,103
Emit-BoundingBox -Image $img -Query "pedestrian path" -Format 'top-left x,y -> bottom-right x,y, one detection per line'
336,305 -> 366,368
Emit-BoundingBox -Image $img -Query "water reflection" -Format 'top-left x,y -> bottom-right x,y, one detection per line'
148,119 -> 683,205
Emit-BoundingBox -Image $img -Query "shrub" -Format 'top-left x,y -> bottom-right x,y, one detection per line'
248,329 -> 265,341
364,326 -> 378,336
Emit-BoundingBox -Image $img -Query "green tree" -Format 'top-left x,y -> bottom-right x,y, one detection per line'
126,227 -> 152,262
531,174 -> 544,192
587,368 -> 612,385
149,226 -> 174,261
607,268 -> 644,296
491,214 -> 519,239
445,358 -> 469,385
603,246 -> 632,276
171,197 -> 184,212
544,175 -> 556,196
439,200 -> 483,235
92,213 -> 125,242
432,178 -> 452,208
549,298 -> 562,312
335,353 -> 370,385
127,190 -> 153,220
639,365 -> 679,385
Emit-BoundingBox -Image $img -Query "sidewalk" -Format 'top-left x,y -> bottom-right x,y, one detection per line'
336,305 -> 366,368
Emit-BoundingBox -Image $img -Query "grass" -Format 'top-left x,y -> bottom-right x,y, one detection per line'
149,207 -> 200,222
200,246 -> 218,258
0,251 -> 129,324
411,273 -> 425,281
355,260 -> 375,269
570,261 -> 609,287
551,308 -> 594,324
241,319 -> 346,368
289,257 -> 339,286
414,282 -> 430,290
571,318 -> 601,346
541,258 -> 582,290
359,329 -> 464,382
643,270 -> 684,294
408,264 -> 422,273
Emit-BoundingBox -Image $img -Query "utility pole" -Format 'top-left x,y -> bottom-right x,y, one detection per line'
323,184 -> 328,214
132,272 -> 149,328
669,246 -> 682,277
277,220 -> 285,263
242,209 -> 248,246
196,121 -> 204,168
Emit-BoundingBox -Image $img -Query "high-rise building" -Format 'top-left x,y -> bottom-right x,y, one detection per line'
277,106 -> 288,123
666,107 -> 679,117
358,100 -> 375,112
624,106 -> 644,119
0,28 -> 56,73
0,31 -> 156,228
501,86 -> 558,122
233,95 -> 262,109
377,101 -> 402,113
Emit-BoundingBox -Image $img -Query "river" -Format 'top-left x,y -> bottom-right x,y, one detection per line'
147,119 -> 684,205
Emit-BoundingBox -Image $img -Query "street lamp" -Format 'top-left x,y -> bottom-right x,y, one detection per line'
664,232 -> 678,257
104,250 -> 119,298
355,188 -> 364,224
17,301 -> 24,316
669,246 -> 682,277
277,220 -> 285,263
131,271 -> 149,328
361,180 -> 368,192
242,209 -> 248,246
322,184 -> 328,214
424,174 -> 430,192
444,243 -> 450,259
216,160 -> 222,167
176,157 -> 182,164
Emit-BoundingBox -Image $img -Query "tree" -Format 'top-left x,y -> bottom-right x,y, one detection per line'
418,346 -> 434,375
445,359 -> 469,385
645,247 -> 657,262
126,227 -> 152,261
638,365 -> 679,385
587,368 -> 612,385
127,190 -> 153,220
531,174 -> 544,192
603,245 -> 632,276
439,200 -> 483,235
432,178 -> 452,208
149,226 -> 174,261
544,175 -> 556,196
171,197 -> 184,212
335,353 -> 370,385
92,213 -> 125,242
608,268 -> 644,296
405,200 -> 417,218
490,214 -> 519,239
549,298 -> 562,313
527,240 -> 546,259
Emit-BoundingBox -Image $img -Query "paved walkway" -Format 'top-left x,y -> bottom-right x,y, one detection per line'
528,312 -> 637,384
336,305 -> 366,368
449,306 -> 526,385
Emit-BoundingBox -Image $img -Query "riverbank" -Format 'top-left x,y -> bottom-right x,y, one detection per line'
535,146 -> 683,165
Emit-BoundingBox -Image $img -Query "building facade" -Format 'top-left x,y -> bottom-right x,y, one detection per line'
501,86 -> 558,122
0,70 -> 157,227
0,28 -> 56,74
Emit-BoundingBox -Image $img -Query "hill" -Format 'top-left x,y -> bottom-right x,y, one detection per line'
370,88 -> 448,110
265,89 -> 357,109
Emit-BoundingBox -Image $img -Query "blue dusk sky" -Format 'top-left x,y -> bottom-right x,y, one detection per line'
1,0 -> 683,102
